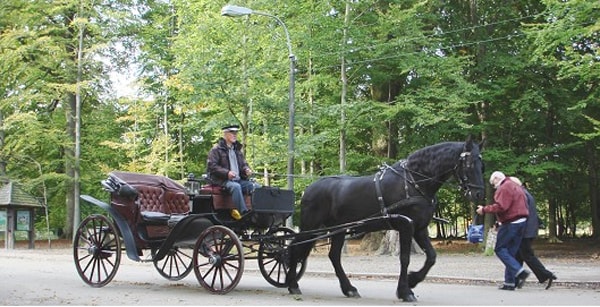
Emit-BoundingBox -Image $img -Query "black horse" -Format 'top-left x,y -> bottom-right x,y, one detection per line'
286,136 -> 485,302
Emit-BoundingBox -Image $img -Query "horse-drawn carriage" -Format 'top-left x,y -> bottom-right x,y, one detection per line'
75,137 -> 485,302
74,170 -> 305,294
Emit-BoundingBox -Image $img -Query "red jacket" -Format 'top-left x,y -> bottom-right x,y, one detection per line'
482,178 -> 528,223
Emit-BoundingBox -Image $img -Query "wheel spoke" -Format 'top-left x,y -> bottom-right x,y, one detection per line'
201,264 -> 216,280
81,256 -> 95,277
154,247 -> 193,281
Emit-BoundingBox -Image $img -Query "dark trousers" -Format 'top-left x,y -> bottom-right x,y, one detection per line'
517,237 -> 554,283
495,221 -> 526,286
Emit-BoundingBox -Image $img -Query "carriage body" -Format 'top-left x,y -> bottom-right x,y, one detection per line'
75,170 -> 300,293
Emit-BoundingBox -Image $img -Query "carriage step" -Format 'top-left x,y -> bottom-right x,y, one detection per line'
140,211 -> 186,227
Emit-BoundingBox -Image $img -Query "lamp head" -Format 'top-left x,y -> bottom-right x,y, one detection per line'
221,5 -> 253,17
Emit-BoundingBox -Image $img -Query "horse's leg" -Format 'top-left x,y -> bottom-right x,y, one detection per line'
408,228 -> 436,288
396,222 -> 417,302
287,236 -> 314,295
329,233 -> 360,298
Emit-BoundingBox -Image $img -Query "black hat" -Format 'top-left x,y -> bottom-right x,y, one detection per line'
222,124 -> 240,132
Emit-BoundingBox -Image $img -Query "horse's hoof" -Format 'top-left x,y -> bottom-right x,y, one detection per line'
401,294 -> 417,302
345,290 -> 361,298
288,288 -> 302,295
397,290 -> 417,302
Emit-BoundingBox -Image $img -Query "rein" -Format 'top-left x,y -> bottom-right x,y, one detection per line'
373,150 -> 477,220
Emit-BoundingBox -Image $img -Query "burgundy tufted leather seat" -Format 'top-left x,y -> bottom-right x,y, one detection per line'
136,186 -> 165,213
199,184 -> 251,210
135,186 -> 189,215
163,190 -> 189,215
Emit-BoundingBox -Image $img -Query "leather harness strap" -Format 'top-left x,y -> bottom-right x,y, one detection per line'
374,166 -> 388,215
373,162 -> 437,218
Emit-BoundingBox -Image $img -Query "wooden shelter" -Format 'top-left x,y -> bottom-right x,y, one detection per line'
0,180 -> 43,249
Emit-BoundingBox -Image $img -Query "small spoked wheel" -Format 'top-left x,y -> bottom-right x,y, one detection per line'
153,246 -> 194,281
73,214 -> 122,287
258,227 -> 307,287
192,225 -> 244,294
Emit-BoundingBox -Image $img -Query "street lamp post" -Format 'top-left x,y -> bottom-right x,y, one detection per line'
221,5 -> 296,227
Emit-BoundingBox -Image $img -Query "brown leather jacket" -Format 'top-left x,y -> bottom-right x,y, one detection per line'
206,138 -> 250,185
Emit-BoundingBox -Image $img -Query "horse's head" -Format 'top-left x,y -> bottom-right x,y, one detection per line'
456,136 -> 485,204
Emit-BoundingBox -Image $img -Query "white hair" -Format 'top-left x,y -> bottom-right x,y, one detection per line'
489,171 -> 506,185
509,176 -> 522,186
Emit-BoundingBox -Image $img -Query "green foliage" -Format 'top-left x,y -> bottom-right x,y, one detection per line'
1,0 -> 598,239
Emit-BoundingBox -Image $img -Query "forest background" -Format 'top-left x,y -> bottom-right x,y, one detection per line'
0,0 -> 598,245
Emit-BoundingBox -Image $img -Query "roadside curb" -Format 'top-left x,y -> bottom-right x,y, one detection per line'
245,268 -> 600,290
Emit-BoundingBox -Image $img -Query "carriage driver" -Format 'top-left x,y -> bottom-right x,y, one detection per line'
207,124 -> 256,220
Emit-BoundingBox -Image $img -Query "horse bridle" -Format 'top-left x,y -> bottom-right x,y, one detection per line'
455,151 -> 484,197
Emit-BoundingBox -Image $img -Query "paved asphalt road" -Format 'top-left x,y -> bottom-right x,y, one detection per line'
1,248 -> 599,305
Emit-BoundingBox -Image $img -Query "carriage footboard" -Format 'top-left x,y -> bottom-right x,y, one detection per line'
250,187 -> 294,228
251,187 -> 294,214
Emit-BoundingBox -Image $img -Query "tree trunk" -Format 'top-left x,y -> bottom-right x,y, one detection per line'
377,230 -> 398,255
73,20 -> 84,237
588,142 -> 599,238
64,93 -> 76,239
339,1 -> 350,174
359,231 -> 384,253
0,111 -> 5,176
548,195 -> 563,243
374,230 -> 423,256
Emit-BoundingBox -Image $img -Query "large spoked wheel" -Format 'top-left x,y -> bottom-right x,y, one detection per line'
258,227 -> 307,288
73,214 -> 122,287
153,246 -> 194,281
193,225 -> 244,294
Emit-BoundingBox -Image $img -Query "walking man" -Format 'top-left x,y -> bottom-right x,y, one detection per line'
510,177 -> 557,289
477,171 -> 530,290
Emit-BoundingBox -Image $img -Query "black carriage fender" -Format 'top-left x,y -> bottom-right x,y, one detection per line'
80,195 -> 141,262
153,215 -> 214,261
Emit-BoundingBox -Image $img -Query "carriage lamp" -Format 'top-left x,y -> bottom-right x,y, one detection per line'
221,5 -> 296,228
184,173 -> 199,195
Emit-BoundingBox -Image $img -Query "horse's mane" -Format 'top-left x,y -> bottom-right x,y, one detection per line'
320,141 -> 470,179
392,142 -> 465,183
391,141 -> 465,173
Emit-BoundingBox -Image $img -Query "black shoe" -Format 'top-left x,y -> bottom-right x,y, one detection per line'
516,270 -> 530,289
499,285 -> 515,291
545,274 -> 557,290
